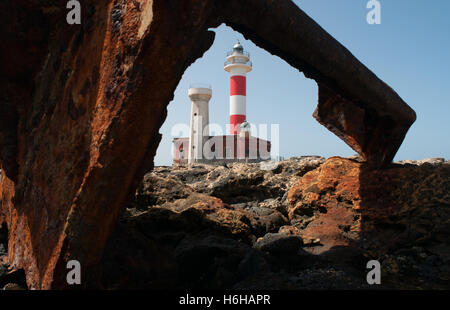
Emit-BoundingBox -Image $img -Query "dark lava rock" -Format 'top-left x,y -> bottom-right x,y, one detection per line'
291,267 -> 374,290
0,223 -> 7,246
254,233 -> 303,254
96,156 -> 449,290
0,264 -> 6,279
138,157 -> 326,207
238,250 -> 271,279
175,234 -> 251,288
246,206 -> 289,236
134,173 -> 193,208
0,269 -> 27,290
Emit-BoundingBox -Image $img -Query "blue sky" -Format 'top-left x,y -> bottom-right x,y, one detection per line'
154,0 -> 450,166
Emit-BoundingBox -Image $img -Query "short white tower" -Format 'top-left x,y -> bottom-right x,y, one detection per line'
188,84 -> 212,163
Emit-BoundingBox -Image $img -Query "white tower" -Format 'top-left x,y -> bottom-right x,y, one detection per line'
188,84 -> 212,163
224,41 -> 252,135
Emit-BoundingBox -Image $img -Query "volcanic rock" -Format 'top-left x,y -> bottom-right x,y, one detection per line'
95,156 -> 449,289
254,233 -> 303,254
395,158 -> 446,166
286,156 -> 450,288
141,156 -> 325,205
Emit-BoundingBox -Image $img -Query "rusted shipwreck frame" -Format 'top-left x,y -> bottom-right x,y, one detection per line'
0,0 -> 416,289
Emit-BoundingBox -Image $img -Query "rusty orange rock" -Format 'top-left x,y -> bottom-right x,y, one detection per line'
287,157 -> 450,255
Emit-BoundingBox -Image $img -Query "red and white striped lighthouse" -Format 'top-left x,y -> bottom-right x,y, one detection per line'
224,41 -> 252,134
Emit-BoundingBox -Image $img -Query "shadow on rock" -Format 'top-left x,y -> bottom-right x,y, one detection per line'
95,157 -> 449,290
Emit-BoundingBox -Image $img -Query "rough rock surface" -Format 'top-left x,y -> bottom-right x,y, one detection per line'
136,156 -> 325,208
395,157 -> 447,166
95,157 -> 449,289
1,0 -> 415,289
287,157 -> 450,289
0,223 -> 27,290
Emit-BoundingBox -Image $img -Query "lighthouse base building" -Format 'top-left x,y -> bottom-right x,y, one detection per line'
173,135 -> 271,165
172,42 -> 271,166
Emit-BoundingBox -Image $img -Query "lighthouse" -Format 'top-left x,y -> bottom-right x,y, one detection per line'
187,84 -> 212,164
173,42 -> 271,166
224,41 -> 252,135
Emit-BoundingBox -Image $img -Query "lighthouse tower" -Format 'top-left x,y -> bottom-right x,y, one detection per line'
224,41 -> 252,134
188,84 -> 212,164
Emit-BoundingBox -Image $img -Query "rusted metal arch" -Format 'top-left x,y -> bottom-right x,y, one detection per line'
0,0 -> 416,289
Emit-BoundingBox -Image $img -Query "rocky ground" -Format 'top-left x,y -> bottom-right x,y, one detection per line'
1,156 -> 449,289
97,156 -> 450,289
